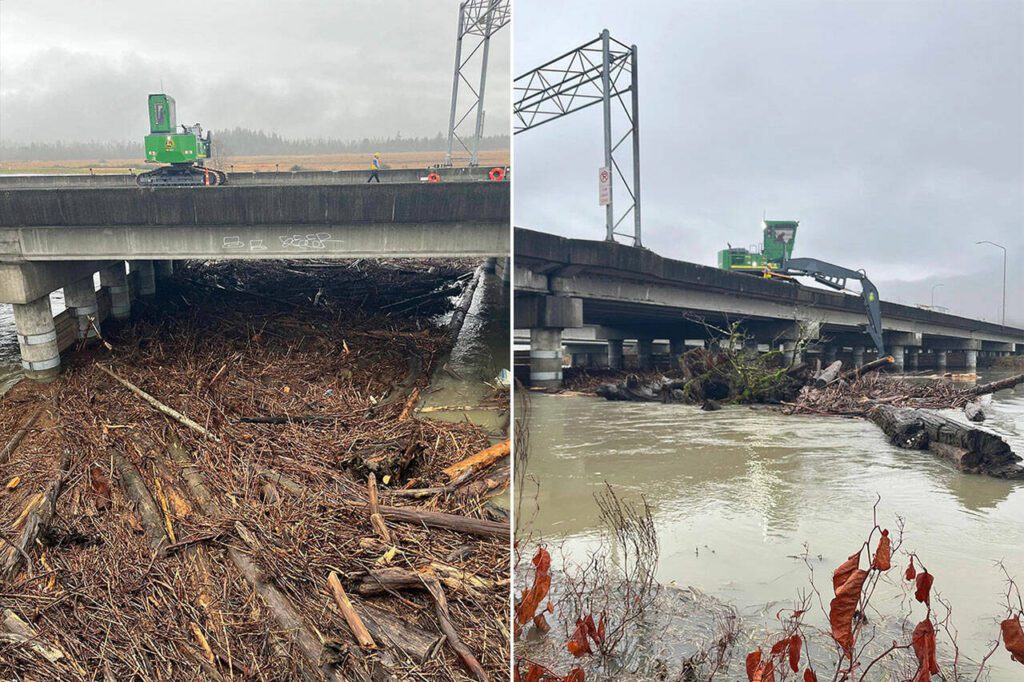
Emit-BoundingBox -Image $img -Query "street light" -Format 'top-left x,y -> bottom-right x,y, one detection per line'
931,283 -> 943,309
975,240 -> 1006,326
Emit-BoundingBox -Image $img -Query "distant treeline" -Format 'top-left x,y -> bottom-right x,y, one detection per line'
0,128 -> 510,161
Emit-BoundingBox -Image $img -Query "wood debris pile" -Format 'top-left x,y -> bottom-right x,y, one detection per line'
0,260 -> 509,681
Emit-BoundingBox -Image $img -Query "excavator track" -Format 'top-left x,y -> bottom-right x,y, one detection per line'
136,164 -> 227,188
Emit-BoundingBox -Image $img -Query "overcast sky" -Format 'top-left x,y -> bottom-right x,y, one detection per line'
0,0 -> 510,143
514,0 -> 1024,325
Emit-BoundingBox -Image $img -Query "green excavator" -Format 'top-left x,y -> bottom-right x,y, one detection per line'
718,220 -> 886,355
136,93 -> 226,187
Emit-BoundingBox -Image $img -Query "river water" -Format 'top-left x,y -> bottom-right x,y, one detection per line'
521,374 -> 1024,680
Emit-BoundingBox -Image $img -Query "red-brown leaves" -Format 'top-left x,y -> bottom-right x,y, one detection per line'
562,669 -> 585,682
767,635 -> 802,672
90,465 -> 111,510
515,661 -> 584,682
911,618 -> 940,680
905,556 -> 917,581
745,650 -> 777,682
516,548 -> 552,627
582,613 -> 606,646
1002,616 -> 1024,665
914,570 -> 934,606
832,552 -> 861,593
746,649 -> 762,681
830,567 -> 868,656
788,635 -> 803,673
566,620 -> 593,657
803,669 -> 817,682
871,529 -> 891,571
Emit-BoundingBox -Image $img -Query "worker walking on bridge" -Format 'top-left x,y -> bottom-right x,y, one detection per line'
367,152 -> 381,183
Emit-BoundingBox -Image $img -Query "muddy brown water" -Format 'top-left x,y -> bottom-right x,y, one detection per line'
520,372 -> 1024,680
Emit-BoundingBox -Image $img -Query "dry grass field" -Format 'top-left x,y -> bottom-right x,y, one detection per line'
0,149 -> 509,175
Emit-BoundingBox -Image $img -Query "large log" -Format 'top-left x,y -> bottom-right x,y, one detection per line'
372,503 -> 509,540
967,373 -> 1024,398
813,360 -> 843,388
0,406 -> 44,466
868,405 -> 1024,478
834,356 -> 894,385
166,439 -> 363,682
111,449 -> 169,555
1,451 -> 72,583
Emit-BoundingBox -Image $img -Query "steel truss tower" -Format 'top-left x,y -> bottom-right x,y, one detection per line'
444,0 -> 510,167
514,29 -> 642,246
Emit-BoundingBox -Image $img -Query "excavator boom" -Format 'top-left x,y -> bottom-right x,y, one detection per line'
779,257 -> 886,355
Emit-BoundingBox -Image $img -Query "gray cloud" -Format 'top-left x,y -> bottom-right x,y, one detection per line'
0,1 -> 510,143
514,0 -> 1023,324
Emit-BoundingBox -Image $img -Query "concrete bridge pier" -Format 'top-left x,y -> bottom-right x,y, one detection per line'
529,329 -> 564,388
100,264 -> 131,321
852,346 -> 865,368
607,339 -> 624,370
889,345 -> 905,371
134,261 -> 156,299
637,338 -> 654,371
823,346 -> 837,365
906,348 -> 918,370
13,296 -> 61,382
783,341 -> 803,366
936,350 -> 947,372
965,349 -> 978,372
155,261 -> 174,279
669,339 -> 685,368
64,276 -> 99,341
516,295 -> 583,388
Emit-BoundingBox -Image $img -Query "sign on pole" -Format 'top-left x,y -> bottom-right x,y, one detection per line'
598,166 -> 611,206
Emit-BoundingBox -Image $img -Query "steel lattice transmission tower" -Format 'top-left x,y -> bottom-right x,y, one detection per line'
514,29 -> 642,247
444,0 -> 510,167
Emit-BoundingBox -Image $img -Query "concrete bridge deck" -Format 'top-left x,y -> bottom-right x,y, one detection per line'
514,228 -> 1023,386
0,181 -> 508,382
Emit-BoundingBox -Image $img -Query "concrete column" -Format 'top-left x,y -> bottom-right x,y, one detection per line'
155,260 -> 174,279
743,337 -> 760,360
852,346 -> 865,368
890,345 -> 905,372
965,349 -> 978,372
783,341 -> 803,365
63,275 -> 99,340
936,350 -> 947,372
13,296 -> 60,382
529,328 -> 563,389
823,346 -> 837,364
607,339 -> 624,370
134,261 -> 156,299
906,348 -> 918,370
637,338 -> 654,371
669,339 -> 685,370
100,264 -> 131,321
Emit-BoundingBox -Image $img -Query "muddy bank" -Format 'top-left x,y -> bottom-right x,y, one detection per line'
0,260 -> 509,681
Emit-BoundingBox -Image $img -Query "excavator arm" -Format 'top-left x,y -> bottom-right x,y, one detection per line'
777,257 -> 885,355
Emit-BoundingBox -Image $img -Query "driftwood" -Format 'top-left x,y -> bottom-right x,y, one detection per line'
237,414 -> 348,425
166,439 -> 361,682
97,364 -> 220,442
833,356 -> 894,385
357,601 -> 444,664
964,401 -> 986,422
355,563 -> 504,600
366,473 -> 391,544
110,449 -> 168,555
424,578 -> 488,681
813,360 -> 843,388
968,373 -> 1024,398
441,439 -> 510,480
327,571 -> 376,649
1,450 -> 72,583
0,406 -> 44,466
371,503 -> 509,540
868,405 -> 1024,479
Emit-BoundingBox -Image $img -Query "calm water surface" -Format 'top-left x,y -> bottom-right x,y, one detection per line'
523,376 -> 1024,680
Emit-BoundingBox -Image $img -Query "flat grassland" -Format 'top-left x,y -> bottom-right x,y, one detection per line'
0,150 -> 510,175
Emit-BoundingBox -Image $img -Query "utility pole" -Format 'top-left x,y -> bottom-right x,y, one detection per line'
976,241 -> 1006,326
